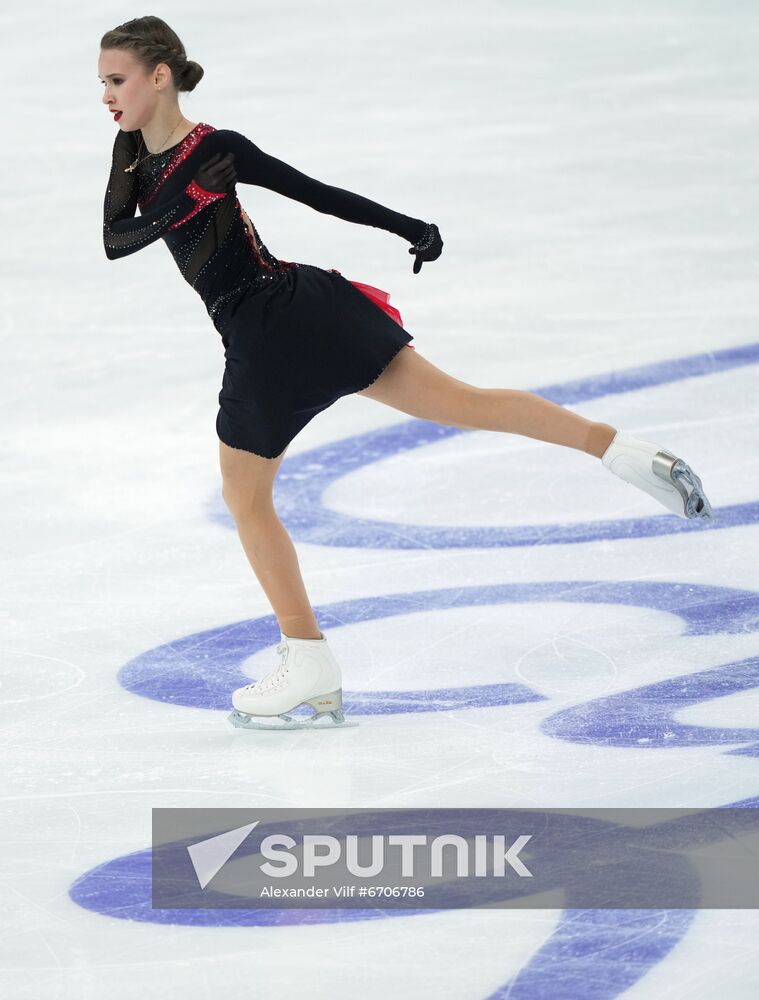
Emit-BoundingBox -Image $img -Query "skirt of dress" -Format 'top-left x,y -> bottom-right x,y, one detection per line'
215,263 -> 415,458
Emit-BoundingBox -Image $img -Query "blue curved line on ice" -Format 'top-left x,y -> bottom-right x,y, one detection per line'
543,654 -> 759,757
117,578 -> 759,714
206,341 -> 759,548
68,848 -> 696,997
70,799 -> 759,992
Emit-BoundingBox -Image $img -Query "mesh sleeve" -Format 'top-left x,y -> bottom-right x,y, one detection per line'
102,131 -> 202,259
214,129 -> 429,244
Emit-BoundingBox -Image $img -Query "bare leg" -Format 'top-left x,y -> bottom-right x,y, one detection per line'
470,388 -> 618,457
219,441 -> 321,640
357,347 -> 617,458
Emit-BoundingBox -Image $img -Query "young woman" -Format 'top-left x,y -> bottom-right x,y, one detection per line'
99,16 -> 713,732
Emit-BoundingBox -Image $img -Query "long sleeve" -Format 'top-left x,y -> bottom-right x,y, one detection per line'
102,131 -> 221,260
213,129 -> 429,244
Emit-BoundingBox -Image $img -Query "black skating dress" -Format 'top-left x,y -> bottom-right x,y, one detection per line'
102,122 -> 429,458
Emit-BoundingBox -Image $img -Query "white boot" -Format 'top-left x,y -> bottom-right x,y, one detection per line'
601,430 -> 713,520
228,630 -> 358,730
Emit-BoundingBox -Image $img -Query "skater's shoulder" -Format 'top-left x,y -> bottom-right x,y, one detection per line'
211,126 -> 263,151
211,125 -> 248,140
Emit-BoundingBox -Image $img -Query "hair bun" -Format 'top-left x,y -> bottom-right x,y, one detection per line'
180,59 -> 204,93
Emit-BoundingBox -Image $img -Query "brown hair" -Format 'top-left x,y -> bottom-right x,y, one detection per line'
100,15 -> 204,93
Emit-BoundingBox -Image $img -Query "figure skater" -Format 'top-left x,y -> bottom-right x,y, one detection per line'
99,16 -> 713,732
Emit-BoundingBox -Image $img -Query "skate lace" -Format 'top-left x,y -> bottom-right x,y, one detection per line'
245,641 -> 289,693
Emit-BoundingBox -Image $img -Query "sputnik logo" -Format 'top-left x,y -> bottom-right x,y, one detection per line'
187,821 -> 533,887
187,821 -> 260,889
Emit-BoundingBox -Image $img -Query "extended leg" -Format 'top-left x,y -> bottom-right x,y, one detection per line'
357,347 -> 617,457
356,347 -> 713,519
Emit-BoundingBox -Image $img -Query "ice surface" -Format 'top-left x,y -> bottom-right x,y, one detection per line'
3,1 -> 759,997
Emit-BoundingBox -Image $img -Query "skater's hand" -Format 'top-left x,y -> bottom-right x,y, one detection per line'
408,222 -> 443,274
195,152 -> 237,194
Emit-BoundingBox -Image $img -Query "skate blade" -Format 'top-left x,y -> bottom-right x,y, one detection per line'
227,708 -> 359,731
656,455 -> 714,520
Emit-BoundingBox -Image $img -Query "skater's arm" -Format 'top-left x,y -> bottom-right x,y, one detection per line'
102,131 -> 223,259
213,129 -> 430,244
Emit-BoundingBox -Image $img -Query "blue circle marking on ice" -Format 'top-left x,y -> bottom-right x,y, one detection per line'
544,654 -> 759,757
206,342 -> 759,547
118,580 -> 759,728
68,847 -> 695,995
78,801 -> 759,993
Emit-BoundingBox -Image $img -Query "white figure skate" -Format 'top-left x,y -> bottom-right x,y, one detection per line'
228,631 -> 358,731
601,430 -> 713,520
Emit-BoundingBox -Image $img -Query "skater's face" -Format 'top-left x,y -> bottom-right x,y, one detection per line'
99,48 -> 177,131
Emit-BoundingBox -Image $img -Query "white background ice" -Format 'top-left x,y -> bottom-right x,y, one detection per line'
2,0 -> 759,996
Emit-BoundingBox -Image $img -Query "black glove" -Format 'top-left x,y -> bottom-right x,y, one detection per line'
195,151 -> 237,193
408,222 -> 443,274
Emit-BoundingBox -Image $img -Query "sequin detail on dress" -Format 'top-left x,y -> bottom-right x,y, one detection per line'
169,179 -> 226,229
104,122 -> 300,329
103,122 -> 430,334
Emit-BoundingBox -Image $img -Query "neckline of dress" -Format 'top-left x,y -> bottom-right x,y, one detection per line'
148,122 -> 206,156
